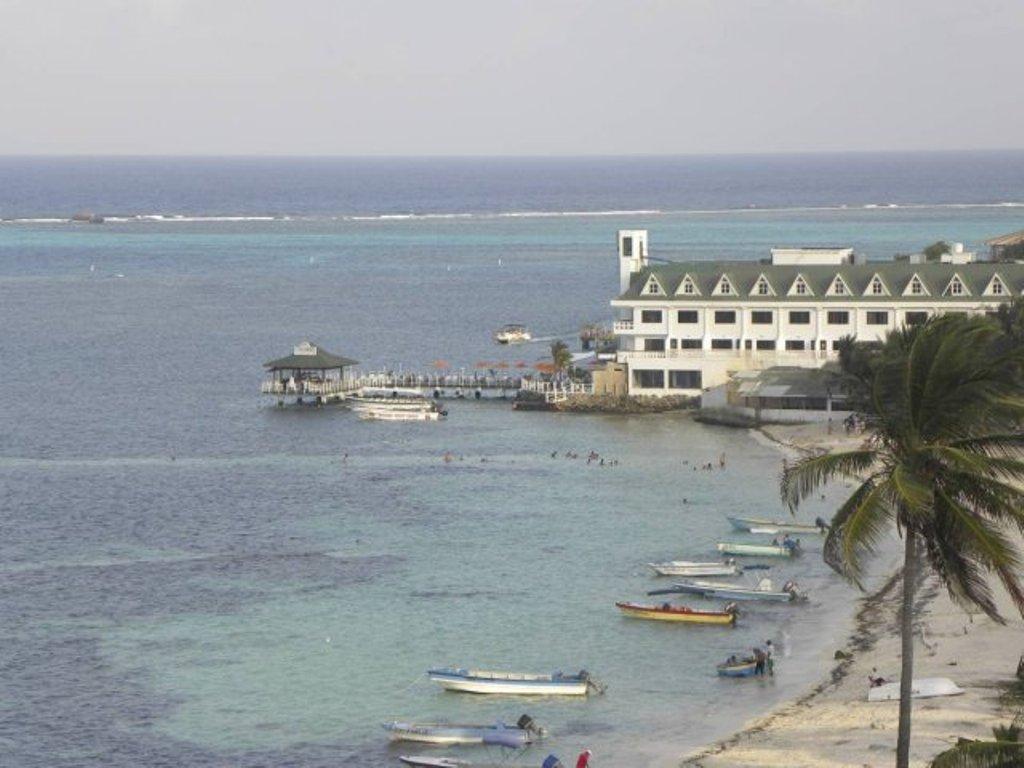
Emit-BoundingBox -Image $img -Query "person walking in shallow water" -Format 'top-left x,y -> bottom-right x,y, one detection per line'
575,749 -> 592,768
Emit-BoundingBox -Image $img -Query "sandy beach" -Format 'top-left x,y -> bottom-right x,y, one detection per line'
683,421 -> 1024,768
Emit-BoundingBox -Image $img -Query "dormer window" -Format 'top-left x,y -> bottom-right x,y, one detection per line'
676,274 -> 701,296
944,275 -> 969,297
751,274 -> 775,297
788,274 -> 813,297
868,275 -> 887,295
713,275 -> 736,296
983,274 -> 1008,296
643,275 -> 665,295
909,277 -> 924,295
826,275 -> 851,297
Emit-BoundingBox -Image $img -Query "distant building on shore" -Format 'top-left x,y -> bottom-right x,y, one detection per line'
610,230 -> 1024,397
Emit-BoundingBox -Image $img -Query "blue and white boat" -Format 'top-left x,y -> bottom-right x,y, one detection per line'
650,578 -> 806,603
384,715 -> 544,745
428,668 -> 602,696
726,516 -> 827,535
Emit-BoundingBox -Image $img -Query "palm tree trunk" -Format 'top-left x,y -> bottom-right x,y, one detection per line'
896,531 -> 918,768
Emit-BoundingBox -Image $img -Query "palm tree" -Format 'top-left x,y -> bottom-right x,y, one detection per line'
781,315 -> 1024,768
550,340 -> 572,379
929,715 -> 1024,767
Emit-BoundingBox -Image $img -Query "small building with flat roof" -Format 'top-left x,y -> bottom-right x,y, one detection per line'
986,229 -> 1024,262
261,341 -> 359,405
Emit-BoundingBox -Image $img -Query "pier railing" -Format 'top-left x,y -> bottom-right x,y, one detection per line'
261,379 -> 359,396
521,379 -> 595,403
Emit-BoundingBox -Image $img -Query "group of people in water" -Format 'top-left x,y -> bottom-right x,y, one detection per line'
724,639 -> 776,677
550,450 -> 620,466
683,452 -> 727,471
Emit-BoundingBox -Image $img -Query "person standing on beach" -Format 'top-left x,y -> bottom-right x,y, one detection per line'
753,646 -> 767,676
575,749 -> 592,768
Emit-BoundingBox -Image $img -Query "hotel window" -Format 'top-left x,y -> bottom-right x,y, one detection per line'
866,311 -> 889,325
679,339 -> 702,349
831,278 -> 847,295
819,340 -> 828,351
669,339 -> 678,350
632,369 -> 664,388
744,340 -> 753,350
716,277 -> 734,295
832,340 -> 844,351
870,277 -> 886,295
991,278 -> 1006,295
622,236 -> 633,257
711,338 -> 733,350
677,310 -> 698,323
669,370 -> 702,389
643,338 -> 665,352
751,310 -> 773,324
792,277 -> 809,295
788,311 -> 810,325
755,278 -> 771,295
785,340 -> 806,351
681,280 -> 696,295
714,310 -> 736,324
909,277 -> 925,295
645,280 -> 663,295
905,311 -> 929,326
756,340 -> 776,350
640,310 -> 663,324
827,311 -> 850,325
948,278 -> 965,296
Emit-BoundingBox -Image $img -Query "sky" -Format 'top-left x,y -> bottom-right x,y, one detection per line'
1,0 -> 1022,156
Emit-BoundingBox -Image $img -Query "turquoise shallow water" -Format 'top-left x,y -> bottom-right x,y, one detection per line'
0,155 -> 1020,766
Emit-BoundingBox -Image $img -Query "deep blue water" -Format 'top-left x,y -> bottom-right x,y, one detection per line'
0,154 -> 1020,768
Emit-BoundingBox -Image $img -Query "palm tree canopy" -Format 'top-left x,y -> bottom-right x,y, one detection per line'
781,315 -> 1024,622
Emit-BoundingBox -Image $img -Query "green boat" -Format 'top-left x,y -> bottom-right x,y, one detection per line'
716,541 -> 800,558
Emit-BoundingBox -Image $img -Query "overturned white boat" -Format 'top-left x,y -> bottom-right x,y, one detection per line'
647,560 -> 741,577
867,677 -> 965,702
428,668 -> 603,696
384,715 -> 544,745
400,755 -> 563,768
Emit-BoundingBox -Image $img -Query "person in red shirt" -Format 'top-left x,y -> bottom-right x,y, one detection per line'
575,749 -> 592,768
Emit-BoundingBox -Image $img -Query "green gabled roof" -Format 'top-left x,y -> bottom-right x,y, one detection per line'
264,341 -> 359,371
617,261 -> 1024,302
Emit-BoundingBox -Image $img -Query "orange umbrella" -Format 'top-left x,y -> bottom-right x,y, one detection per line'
474,361 -> 491,369
515,361 -> 527,369
495,361 -> 510,369
433,360 -> 450,370
533,362 -> 556,373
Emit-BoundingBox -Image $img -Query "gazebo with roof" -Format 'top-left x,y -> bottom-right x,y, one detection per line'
261,341 -> 359,405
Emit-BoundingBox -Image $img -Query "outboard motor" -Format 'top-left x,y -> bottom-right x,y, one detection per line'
516,714 -> 544,736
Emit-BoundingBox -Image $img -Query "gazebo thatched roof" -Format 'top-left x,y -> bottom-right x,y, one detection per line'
264,341 -> 359,371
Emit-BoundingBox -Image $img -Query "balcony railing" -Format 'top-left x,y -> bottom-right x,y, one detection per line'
618,348 -> 830,362
612,320 -> 634,332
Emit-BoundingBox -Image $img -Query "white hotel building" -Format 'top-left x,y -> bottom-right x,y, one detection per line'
610,229 -> 1024,396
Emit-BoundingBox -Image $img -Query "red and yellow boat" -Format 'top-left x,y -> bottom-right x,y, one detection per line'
615,601 -> 737,625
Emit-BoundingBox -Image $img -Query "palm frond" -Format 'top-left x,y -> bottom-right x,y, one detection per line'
824,477 -> 894,586
929,740 -> 1024,768
948,433 -> 1024,458
780,450 -> 877,510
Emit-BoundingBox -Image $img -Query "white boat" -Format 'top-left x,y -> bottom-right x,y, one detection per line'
650,577 -> 806,603
493,324 -> 532,345
727,516 -> 827,534
647,560 -> 741,577
357,407 -> 443,421
384,715 -> 543,745
867,677 -> 965,702
350,390 -> 446,421
427,668 -> 602,696
400,755 -> 563,768
717,541 -> 800,558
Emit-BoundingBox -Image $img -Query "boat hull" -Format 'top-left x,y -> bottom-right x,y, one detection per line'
717,543 -> 795,558
648,562 -> 740,577
717,661 -> 759,677
428,671 -> 588,696
666,582 -> 796,602
615,602 -> 735,625
867,677 -> 965,702
384,724 -> 532,745
727,516 -> 823,534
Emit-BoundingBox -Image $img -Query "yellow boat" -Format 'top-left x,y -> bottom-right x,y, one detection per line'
615,601 -> 737,625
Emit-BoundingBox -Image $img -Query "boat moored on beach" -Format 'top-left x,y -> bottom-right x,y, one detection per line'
427,668 -> 604,696
615,601 -> 737,625
399,755 -> 564,768
716,658 -> 759,678
384,715 -> 544,745
647,560 -> 741,577
717,541 -> 800,558
726,516 -> 828,535
867,677 -> 965,702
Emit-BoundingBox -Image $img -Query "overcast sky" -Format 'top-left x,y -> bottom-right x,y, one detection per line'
2,0 -> 1022,155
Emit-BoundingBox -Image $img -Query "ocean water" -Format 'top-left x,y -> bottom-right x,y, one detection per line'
0,153 -> 1022,767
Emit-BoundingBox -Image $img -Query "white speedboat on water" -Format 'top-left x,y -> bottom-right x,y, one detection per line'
427,668 -> 603,696
493,324 -> 532,344
349,388 -> 446,421
649,577 -> 807,603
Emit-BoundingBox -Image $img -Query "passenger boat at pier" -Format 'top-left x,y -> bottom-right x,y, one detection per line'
717,541 -> 800,558
349,388 -> 447,421
649,578 -> 807,603
427,668 -> 603,696
493,324 -> 532,345
384,715 -> 544,745
647,560 -> 741,577
615,601 -> 737,625
726,516 -> 827,535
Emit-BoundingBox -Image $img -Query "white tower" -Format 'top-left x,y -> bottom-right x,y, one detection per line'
618,229 -> 649,294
